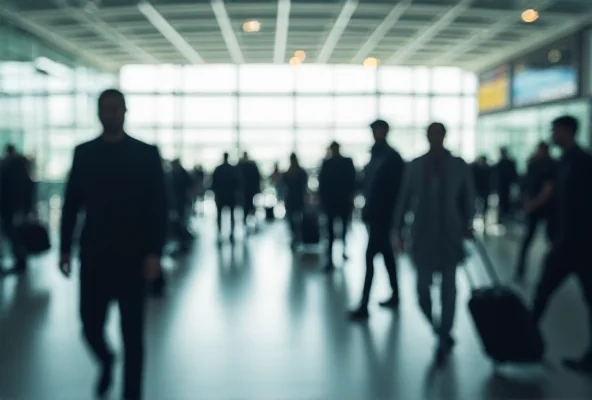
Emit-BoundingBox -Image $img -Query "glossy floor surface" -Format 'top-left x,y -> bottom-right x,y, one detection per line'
1,216 -> 592,400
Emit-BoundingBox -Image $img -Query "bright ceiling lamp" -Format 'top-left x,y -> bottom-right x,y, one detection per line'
243,19 -> 261,33
363,57 -> 379,68
521,8 -> 539,23
294,50 -> 306,61
289,56 -> 302,67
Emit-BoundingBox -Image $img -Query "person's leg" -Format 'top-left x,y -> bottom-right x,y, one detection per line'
79,267 -> 114,397
117,277 -> 146,400
564,259 -> 592,372
349,225 -> 378,320
229,204 -> 236,239
516,213 -> 541,280
438,265 -> 457,347
341,211 -> 351,259
532,246 -> 571,324
216,203 -> 223,235
378,227 -> 399,308
2,212 -> 27,271
325,212 -> 336,269
416,265 -> 434,329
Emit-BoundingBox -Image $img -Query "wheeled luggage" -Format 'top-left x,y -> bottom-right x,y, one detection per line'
466,237 -> 545,364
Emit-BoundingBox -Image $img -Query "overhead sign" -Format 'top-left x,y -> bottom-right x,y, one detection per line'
512,40 -> 578,106
478,65 -> 510,114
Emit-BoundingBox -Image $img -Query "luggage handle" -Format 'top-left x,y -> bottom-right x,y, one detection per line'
465,236 -> 502,288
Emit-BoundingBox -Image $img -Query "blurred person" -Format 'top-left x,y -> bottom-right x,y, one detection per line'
495,147 -> 518,224
282,153 -> 308,248
472,155 -> 492,221
237,152 -> 261,233
349,119 -> 404,321
531,116 -> 592,373
59,89 -> 167,400
0,144 -> 34,273
318,141 -> 356,272
211,152 -> 240,242
393,122 -> 475,366
515,141 -> 557,281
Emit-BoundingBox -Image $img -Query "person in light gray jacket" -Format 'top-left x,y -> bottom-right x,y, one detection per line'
393,122 -> 476,366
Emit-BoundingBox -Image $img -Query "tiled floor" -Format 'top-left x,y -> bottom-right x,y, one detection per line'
1,216 -> 591,400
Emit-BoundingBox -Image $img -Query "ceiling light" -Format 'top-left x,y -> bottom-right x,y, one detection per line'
294,50 -> 306,61
243,19 -> 261,33
363,57 -> 379,68
521,9 -> 539,23
289,56 -> 302,67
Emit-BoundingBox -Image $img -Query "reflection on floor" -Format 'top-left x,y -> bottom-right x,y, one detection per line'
1,218 -> 591,400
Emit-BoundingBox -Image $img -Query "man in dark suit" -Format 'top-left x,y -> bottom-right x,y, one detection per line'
211,152 -> 240,242
318,141 -> 356,272
59,89 -> 167,400
349,119 -> 405,321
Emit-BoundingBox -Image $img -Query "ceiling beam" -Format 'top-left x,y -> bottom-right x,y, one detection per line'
273,0 -> 291,63
350,0 -> 412,64
469,10 -> 592,72
51,0 -> 159,64
0,5 -> 116,72
430,0 -> 558,66
211,0 -> 245,64
387,0 -> 473,65
137,1 -> 204,64
316,0 -> 358,64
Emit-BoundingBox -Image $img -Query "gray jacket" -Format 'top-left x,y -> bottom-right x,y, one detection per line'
394,152 -> 476,270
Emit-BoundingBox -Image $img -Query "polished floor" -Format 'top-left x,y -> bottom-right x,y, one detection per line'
1,214 -> 592,400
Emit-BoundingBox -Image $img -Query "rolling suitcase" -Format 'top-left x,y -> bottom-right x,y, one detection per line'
466,238 -> 545,364
301,208 -> 321,245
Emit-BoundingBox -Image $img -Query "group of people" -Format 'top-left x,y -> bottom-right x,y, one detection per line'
1,87 -> 590,399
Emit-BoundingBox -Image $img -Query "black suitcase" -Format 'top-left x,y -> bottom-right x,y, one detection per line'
17,221 -> 51,255
301,209 -> 320,244
466,238 -> 545,364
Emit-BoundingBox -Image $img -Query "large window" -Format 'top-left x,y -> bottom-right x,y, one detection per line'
117,64 -> 477,172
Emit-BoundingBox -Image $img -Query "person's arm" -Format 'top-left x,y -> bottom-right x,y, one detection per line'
146,147 -> 168,258
524,181 -> 553,213
392,161 -> 412,232
461,161 -> 477,233
60,148 -> 83,256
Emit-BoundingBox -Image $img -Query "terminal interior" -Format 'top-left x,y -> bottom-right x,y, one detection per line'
1,0 -> 592,399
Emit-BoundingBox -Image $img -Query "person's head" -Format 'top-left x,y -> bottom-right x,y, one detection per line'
329,141 -> 340,156
477,155 -> 487,165
98,89 -> 126,134
500,147 -> 509,159
427,122 -> 446,151
242,151 -> 249,161
4,144 -> 16,158
223,152 -> 230,163
370,120 -> 389,143
536,141 -> 550,157
289,152 -> 299,166
552,115 -> 578,149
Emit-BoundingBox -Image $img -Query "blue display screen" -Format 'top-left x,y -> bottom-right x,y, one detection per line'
512,67 -> 578,106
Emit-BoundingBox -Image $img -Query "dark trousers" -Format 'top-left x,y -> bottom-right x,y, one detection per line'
80,260 -> 146,400
285,205 -> 303,242
325,211 -> 350,263
498,188 -> 511,223
243,195 -> 256,225
417,264 -> 457,340
360,223 -> 399,307
476,192 -> 489,219
533,246 -> 592,354
516,211 -> 548,278
216,203 -> 236,236
0,211 -> 27,267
